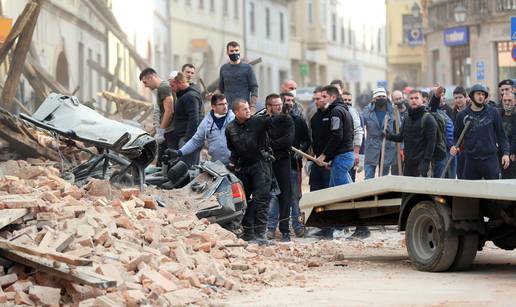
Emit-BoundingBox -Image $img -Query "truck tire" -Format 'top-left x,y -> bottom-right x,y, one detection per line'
450,234 -> 478,271
406,201 -> 459,272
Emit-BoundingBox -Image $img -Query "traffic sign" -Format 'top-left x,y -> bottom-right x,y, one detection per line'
511,16 -> 516,40
512,45 -> 516,62
476,60 -> 485,81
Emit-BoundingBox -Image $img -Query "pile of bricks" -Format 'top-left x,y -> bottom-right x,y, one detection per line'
0,160 -> 316,306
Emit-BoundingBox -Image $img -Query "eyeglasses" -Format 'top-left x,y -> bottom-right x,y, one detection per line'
216,102 -> 228,106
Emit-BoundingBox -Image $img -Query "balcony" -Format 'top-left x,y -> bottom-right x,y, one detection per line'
428,0 -> 516,31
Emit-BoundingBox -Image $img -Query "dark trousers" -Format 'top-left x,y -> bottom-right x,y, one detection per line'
501,161 -> 516,179
272,158 -> 292,234
403,160 -> 421,177
237,160 -> 272,236
348,167 -> 356,182
309,163 -> 331,191
463,155 -> 500,180
457,152 -> 466,179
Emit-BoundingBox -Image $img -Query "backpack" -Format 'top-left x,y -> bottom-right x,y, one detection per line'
421,112 -> 447,161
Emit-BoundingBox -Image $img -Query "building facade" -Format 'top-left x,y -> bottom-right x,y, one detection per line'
386,0 -> 428,91
245,0 -> 292,99
2,0 -> 108,104
425,0 -> 516,99
169,0 -> 244,86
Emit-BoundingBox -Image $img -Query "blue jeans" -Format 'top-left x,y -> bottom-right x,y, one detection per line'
364,164 -> 390,179
267,169 -> 303,231
329,152 -> 354,187
433,158 -> 447,178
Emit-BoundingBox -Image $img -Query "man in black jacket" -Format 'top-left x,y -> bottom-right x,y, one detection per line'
387,89 -> 438,177
315,85 -> 354,186
262,94 -> 295,242
169,72 -> 204,166
282,92 -> 310,237
309,87 -> 330,191
226,99 -> 273,245
451,84 -> 510,180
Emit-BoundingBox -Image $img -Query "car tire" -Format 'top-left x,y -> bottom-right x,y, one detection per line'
406,201 -> 459,272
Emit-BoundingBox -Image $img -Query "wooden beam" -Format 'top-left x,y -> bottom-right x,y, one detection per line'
0,0 -> 41,111
82,0 -> 150,70
0,239 -> 92,266
0,249 -> 116,289
0,83 -> 33,114
27,57 -> 70,95
0,1 -> 37,66
0,209 -> 28,230
23,60 -> 49,105
88,59 -> 145,101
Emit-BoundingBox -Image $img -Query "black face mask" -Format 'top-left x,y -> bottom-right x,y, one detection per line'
229,53 -> 240,62
375,98 -> 387,106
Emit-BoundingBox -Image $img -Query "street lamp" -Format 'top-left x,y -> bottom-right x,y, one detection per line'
454,4 -> 467,23
411,3 -> 421,18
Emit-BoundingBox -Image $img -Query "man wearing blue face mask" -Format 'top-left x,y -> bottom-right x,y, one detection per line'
214,41 -> 259,113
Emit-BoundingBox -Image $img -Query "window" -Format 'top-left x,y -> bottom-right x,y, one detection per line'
280,12 -> 285,42
199,0 -> 203,9
223,0 -> 228,16
308,0 -> 313,24
88,48 -> 92,100
234,0 -> 238,19
348,21 -> 352,46
210,0 -> 214,12
265,7 -> 270,38
331,13 -> 336,41
250,2 -> 255,34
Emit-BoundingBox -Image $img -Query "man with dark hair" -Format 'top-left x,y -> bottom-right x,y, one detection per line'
498,79 -> 514,104
452,86 -> 468,178
214,41 -> 258,112
226,99 -> 273,245
315,85 -> 354,186
169,72 -> 203,167
167,94 -> 234,165
499,93 -> 516,179
140,68 -> 174,160
181,64 -> 196,82
262,94 -> 295,242
309,86 -> 330,191
386,90 -> 438,177
451,84 -> 510,180
330,80 -> 364,182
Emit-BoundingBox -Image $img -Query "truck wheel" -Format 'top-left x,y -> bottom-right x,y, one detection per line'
450,234 -> 478,271
406,201 -> 459,272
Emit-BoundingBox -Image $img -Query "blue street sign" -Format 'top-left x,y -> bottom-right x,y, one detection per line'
476,61 -> 485,81
444,26 -> 469,46
511,16 -> 516,41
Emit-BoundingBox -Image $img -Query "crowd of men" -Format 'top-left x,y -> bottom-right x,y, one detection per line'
140,40 -> 516,245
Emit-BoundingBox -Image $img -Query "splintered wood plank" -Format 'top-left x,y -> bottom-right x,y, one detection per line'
0,249 -> 116,289
0,208 -> 28,229
0,239 -> 91,266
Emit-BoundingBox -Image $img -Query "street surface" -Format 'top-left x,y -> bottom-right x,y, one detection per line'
222,230 -> 516,307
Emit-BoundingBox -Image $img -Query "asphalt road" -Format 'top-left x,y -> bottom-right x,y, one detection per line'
222,232 -> 516,307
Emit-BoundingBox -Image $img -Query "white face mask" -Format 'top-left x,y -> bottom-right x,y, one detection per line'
213,112 -> 227,118
290,90 -> 297,98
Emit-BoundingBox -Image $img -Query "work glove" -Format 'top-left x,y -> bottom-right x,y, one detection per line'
418,159 -> 430,177
164,149 -> 182,160
155,128 -> 165,144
